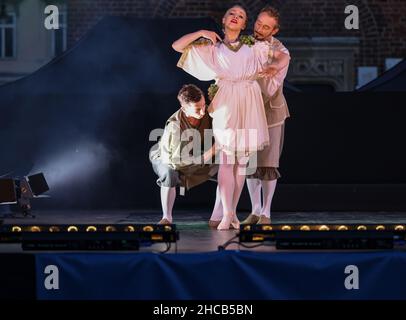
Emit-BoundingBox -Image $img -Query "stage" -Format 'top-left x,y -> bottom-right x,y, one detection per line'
1,210 -> 406,300
2,209 -> 406,253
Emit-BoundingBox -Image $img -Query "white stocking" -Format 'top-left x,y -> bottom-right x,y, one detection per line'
260,179 -> 277,218
160,186 -> 176,222
210,185 -> 223,221
232,163 -> 246,214
246,178 -> 262,215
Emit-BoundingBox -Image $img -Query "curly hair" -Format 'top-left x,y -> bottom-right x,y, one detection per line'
177,84 -> 204,104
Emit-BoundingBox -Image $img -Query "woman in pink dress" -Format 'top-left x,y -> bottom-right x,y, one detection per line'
172,5 -> 289,230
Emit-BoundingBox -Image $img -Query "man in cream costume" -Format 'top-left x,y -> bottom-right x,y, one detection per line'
150,84 -> 217,224
209,6 -> 290,226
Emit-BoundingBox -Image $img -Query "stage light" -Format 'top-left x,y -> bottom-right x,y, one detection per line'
27,173 -> 49,196
236,224 -> 405,250
49,226 -> 60,232
0,224 -> 179,251
0,172 -> 49,218
67,226 -> 78,232
86,226 -> 97,232
262,225 -> 273,231
143,226 -> 154,232
243,225 -> 251,231
11,226 -> 22,232
151,234 -> 164,241
0,179 -> 16,203
124,226 -> 135,232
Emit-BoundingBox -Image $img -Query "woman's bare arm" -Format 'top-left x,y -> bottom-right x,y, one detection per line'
172,30 -> 222,53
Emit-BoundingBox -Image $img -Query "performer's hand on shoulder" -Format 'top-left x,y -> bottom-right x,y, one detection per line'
199,30 -> 222,45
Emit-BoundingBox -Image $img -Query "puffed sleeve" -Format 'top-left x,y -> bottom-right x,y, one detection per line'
253,40 -> 274,68
177,38 -> 217,81
257,39 -> 291,99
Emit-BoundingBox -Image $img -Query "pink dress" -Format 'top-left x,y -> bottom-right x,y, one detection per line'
177,39 -> 272,155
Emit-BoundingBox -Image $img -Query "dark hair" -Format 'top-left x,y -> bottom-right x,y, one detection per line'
177,84 -> 204,104
260,5 -> 280,29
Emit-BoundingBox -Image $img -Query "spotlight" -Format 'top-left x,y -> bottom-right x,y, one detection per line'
86,226 -> 97,232
67,226 -> 79,232
143,226 -> 154,232
11,226 -> 22,232
49,226 -> 60,232
124,225 -> 135,232
30,226 -> 41,232
0,173 -> 49,218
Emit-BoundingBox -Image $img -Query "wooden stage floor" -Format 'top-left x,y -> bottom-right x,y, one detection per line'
1,209 -> 406,253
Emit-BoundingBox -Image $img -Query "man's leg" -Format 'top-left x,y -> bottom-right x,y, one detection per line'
259,179 -> 277,222
160,186 -> 176,223
257,124 -> 284,224
241,178 -> 262,224
152,159 -> 180,224
246,178 -> 262,215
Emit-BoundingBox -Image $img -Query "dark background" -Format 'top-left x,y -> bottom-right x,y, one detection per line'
0,17 -> 405,212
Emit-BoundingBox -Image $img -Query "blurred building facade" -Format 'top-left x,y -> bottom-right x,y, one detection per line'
0,0 -> 66,85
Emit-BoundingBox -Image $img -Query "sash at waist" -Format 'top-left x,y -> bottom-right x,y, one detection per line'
217,78 -> 257,85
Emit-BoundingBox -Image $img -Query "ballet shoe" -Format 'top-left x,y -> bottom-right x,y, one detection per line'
241,213 -> 260,225
231,214 -> 240,230
208,220 -> 221,229
217,213 -> 233,230
158,218 -> 172,225
256,215 -> 271,224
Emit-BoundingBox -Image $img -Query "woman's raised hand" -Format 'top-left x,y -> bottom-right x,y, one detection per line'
199,30 -> 222,44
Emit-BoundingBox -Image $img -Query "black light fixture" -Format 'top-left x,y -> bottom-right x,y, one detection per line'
0,173 -> 50,218
233,223 -> 406,250
0,224 -> 179,252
